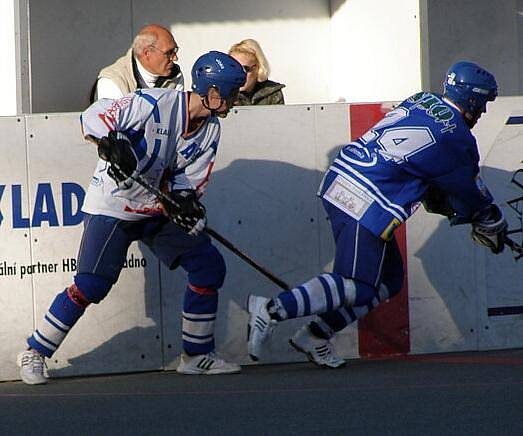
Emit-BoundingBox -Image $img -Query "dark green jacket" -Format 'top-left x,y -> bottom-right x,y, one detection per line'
235,80 -> 285,106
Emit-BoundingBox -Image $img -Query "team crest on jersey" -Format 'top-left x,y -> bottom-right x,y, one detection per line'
324,175 -> 372,220
407,92 -> 457,134
90,175 -> 103,187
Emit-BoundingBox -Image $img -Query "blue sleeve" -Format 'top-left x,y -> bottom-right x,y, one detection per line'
430,165 -> 493,221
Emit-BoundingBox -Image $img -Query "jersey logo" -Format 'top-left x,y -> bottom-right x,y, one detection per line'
407,92 -> 457,133
323,175 -> 372,220
180,142 -> 200,160
380,218 -> 402,241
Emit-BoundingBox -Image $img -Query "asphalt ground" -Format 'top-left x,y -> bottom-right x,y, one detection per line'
1,349 -> 523,436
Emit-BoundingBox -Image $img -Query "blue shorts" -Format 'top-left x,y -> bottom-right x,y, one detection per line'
323,200 -> 403,292
77,213 -> 212,284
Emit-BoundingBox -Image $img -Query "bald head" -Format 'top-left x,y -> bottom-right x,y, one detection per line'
132,24 -> 175,56
132,24 -> 179,76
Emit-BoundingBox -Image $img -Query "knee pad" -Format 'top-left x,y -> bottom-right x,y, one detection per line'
185,244 -> 226,290
73,273 -> 112,304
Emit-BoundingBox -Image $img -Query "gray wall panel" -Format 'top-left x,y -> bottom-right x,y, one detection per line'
421,0 -> 520,95
29,0 -> 133,112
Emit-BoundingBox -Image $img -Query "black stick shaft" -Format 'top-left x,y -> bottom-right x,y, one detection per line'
504,235 -> 523,259
205,227 -> 291,290
99,148 -> 291,290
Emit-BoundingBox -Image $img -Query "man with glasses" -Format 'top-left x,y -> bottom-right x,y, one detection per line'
91,24 -> 184,102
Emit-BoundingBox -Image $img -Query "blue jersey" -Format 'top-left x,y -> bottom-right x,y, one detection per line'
318,92 -> 493,240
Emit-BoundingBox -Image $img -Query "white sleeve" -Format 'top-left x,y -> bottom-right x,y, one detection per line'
96,78 -> 125,100
81,95 -> 149,140
175,74 -> 185,92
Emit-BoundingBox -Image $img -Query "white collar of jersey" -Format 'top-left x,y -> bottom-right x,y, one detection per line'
136,58 -> 160,88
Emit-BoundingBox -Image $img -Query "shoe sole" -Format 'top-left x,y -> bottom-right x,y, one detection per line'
19,370 -> 48,385
17,354 -> 48,385
246,295 -> 260,361
20,376 -> 48,385
176,368 -> 242,375
289,339 -> 346,369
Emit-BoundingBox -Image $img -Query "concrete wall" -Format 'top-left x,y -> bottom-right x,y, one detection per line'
2,99 -> 523,382
0,0 -> 17,115
420,0 -> 522,95
329,0 -> 422,103
3,0 -> 522,115
26,0 -> 331,112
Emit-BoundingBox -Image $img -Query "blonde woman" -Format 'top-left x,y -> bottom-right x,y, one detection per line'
229,39 -> 285,105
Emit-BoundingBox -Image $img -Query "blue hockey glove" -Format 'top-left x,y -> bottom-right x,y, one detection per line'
470,204 -> 507,254
165,190 -> 207,236
98,131 -> 138,189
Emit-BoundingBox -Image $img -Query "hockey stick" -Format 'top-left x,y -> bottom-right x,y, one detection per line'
504,235 -> 523,260
86,135 -> 291,290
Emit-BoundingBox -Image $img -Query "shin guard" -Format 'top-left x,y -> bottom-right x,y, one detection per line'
182,284 -> 218,355
27,286 -> 88,358
318,283 -> 393,333
276,273 -> 357,318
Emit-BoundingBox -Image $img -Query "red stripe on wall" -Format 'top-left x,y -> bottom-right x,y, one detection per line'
349,103 -> 411,358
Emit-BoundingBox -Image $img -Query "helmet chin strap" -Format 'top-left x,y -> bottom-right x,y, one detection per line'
201,95 -> 225,117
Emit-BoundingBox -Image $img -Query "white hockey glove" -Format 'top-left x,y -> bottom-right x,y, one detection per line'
164,190 -> 207,236
470,204 -> 507,254
98,131 -> 138,190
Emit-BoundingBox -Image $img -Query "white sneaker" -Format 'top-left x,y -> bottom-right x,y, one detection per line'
176,352 -> 241,375
247,295 -> 277,361
289,325 -> 346,368
17,349 -> 47,385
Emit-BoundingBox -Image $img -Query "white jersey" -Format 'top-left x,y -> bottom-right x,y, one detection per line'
80,89 -> 220,221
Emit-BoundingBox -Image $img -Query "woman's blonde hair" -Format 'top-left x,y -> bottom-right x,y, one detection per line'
228,38 -> 270,82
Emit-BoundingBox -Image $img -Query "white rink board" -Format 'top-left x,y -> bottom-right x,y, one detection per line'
0,117 -> 34,381
25,114 -> 163,378
407,100 -> 523,354
2,98 -> 523,381
160,104 -> 358,368
477,114 -> 523,350
0,114 -> 163,380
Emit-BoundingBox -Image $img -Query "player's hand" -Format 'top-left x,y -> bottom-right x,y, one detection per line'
470,204 -> 507,254
164,190 -> 207,236
98,131 -> 138,189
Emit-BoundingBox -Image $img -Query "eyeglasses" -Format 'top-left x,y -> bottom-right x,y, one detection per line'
150,45 -> 179,59
242,64 -> 257,73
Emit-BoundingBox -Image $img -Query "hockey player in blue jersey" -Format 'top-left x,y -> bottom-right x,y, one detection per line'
17,51 -> 246,384
247,61 -> 507,367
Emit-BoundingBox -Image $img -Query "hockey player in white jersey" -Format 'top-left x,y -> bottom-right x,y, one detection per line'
17,51 -> 246,384
247,61 -> 507,367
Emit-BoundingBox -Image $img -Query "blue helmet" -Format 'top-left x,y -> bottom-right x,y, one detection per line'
443,61 -> 497,118
191,51 -> 246,99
